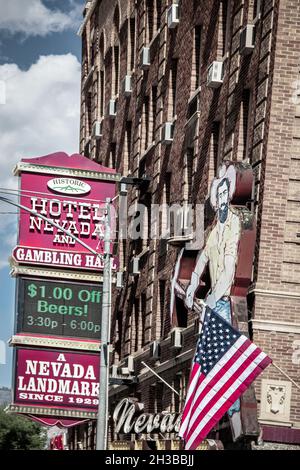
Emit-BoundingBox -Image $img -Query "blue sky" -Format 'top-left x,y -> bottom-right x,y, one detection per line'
0,0 -> 82,68
0,0 -> 83,388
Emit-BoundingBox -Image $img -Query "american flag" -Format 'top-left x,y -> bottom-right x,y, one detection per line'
179,306 -> 272,450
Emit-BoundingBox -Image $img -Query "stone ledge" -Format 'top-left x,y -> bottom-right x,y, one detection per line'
252,319 -> 300,334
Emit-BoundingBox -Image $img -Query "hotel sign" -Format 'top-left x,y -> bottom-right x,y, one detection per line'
12,153 -> 118,271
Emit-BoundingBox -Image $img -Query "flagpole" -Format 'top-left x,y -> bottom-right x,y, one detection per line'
271,362 -> 300,391
197,299 -> 207,336
141,361 -> 180,396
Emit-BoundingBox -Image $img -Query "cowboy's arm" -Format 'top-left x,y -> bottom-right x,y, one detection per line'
185,249 -> 209,308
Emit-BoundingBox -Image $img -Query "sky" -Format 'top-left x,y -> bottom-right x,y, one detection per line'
0,0 -> 83,388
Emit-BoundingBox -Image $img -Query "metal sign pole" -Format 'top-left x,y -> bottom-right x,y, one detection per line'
96,198 -> 111,450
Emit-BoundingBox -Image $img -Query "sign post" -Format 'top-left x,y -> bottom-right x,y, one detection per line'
96,198 -> 112,450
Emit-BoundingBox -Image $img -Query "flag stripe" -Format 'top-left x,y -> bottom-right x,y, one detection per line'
186,355 -> 271,450
181,338 -> 255,437
179,307 -> 272,449
179,335 -> 248,437
185,352 -> 268,449
178,364 -> 203,437
180,363 -> 202,421
184,347 -> 264,442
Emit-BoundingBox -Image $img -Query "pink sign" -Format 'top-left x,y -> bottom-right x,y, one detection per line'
13,153 -> 118,271
14,348 -> 100,411
12,246 -> 118,270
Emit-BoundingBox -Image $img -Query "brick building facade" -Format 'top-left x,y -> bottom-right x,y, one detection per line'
68,0 -> 300,449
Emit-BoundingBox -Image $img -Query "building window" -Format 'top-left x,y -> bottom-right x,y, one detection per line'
141,292 -> 147,347
123,121 -> 132,175
217,0 -> 231,59
85,90 -> 92,137
146,0 -> 154,43
168,59 -> 178,120
113,6 -> 120,96
183,147 -> 193,204
91,41 -> 96,69
137,191 -> 151,251
99,34 -> 105,117
82,33 -> 88,79
115,311 -> 123,361
155,0 -> 162,31
209,121 -> 221,183
165,171 -> 171,205
253,0 -> 262,20
151,86 -> 157,143
158,280 -> 166,339
132,298 -> 141,352
109,142 -> 116,168
122,239 -> 127,270
160,173 -> 171,238
237,89 -> 252,162
191,25 -> 202,92
113,46 -> 120,96
146,0 -> 161,43
124,306 -> 132,356
142,96 -> 150,151
100,70 -> 105,118
143,192 -> 152,247
158,174 -> 171,266
129,16 -> 136,71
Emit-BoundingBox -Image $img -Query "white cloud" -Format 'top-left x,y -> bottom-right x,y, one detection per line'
0,53 -> 81,268
0,0 -> 82,37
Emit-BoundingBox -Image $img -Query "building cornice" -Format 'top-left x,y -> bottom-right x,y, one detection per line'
13,161 -> 121,182
9,335 -> 101,352
252,319 -> 300,334
249,286 -> 300,299
77,0 -> 98,36
9,261 -> 106,283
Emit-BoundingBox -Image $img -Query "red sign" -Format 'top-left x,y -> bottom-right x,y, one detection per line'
14,348 -> 99,411
12,246 -> 118,271
13,152 -> 118,270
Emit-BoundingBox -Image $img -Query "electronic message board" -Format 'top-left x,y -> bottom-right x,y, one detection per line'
17,278 -> 102,340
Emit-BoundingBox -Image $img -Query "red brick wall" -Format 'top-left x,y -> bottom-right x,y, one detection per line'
251,0 -> 300,433
79,0 -> 300,444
